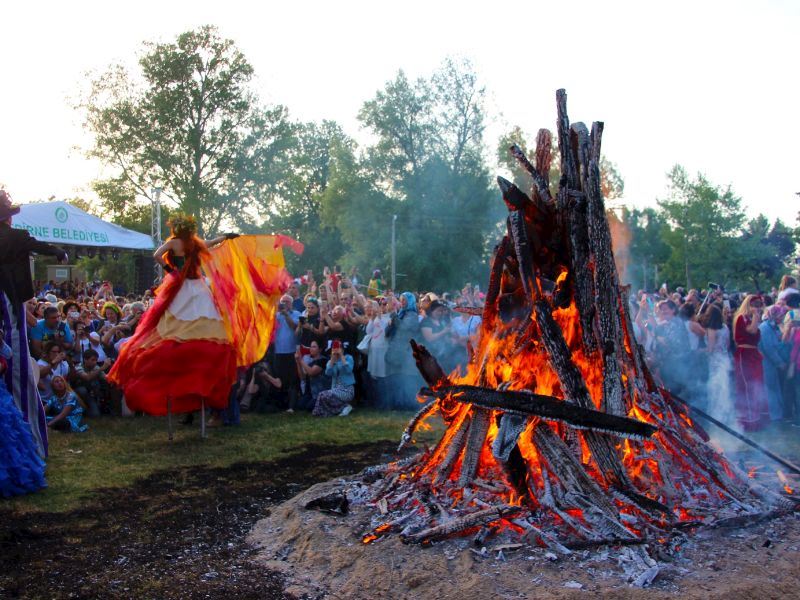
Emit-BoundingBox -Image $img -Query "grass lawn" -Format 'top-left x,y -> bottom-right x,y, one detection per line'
7,409 -> 442,515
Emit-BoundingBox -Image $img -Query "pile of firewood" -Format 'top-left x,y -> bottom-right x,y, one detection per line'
351,89 -> 794,552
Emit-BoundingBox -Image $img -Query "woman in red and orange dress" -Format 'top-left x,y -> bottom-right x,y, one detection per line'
109,215 -> 298,418
732,294 -> 768,431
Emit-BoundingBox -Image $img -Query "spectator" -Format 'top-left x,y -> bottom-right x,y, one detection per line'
295,340 -> 329,411
36,341 -> 71,403
288,281 -> 305,312
678,302 -> 707,402
296,297 -> 325,347
363,299 -> 390,407
420,300 -> 454,370
732,294 -> 768,431
45,375 -> 88,432
778,276 -> 799,302
323,305 -> 357,355
250,356 -> 284,414
273,295 -> 300,411
385,292 -> 422,410
451,297 -> 482,374
29,305 -> 74,358
73,349 -> 109,417
72,322 -> 90,365
367,270 -> 385,298
759,304 -> 789,422
313,340 -> 355,417
700,304 -> 733,424
650,300 -> 689,395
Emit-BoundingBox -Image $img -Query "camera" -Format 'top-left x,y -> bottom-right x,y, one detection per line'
298,316 -> 306,325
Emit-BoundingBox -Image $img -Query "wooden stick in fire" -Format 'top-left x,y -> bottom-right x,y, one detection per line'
669,392 -> 800,476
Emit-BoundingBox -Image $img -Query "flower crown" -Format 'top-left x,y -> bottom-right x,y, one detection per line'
167,214 -> 197,238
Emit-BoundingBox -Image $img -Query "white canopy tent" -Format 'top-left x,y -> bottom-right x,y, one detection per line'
14,201 -> 154,250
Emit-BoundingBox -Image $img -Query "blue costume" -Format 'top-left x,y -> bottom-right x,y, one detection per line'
45,390 -> 89,433
758,320 -> 789,421
0,341 -> 47,497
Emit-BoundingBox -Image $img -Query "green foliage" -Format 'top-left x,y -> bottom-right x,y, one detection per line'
74,254 -> 140,294
619,207 -> 671,290
355,59 -> 501,291
657,165 -> 746,289
617,166 -> 796,293
82,25 -> 293,235
734,216 -> 795,291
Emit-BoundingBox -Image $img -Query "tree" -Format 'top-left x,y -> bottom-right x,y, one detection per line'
268,121 -> 352,273
734,216 -> 796,291
82,26 -> 294,234
356,60 -> 501,290
657,165 -> 745,289
618,207 -> 671,290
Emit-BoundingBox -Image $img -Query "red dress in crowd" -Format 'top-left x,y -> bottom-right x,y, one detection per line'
108,235 -> 299,415
732,315 -> 768,431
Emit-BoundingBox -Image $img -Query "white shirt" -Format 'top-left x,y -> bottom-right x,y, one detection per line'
37,359 -> 70,399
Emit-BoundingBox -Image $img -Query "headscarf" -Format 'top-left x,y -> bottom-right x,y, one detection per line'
767,304 -> 787,323
398,291 -> 417,318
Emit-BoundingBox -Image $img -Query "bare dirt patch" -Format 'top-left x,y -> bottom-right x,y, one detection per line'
0,441 -> 404,599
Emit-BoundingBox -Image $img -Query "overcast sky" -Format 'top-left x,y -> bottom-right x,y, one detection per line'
2,0 -> 798,223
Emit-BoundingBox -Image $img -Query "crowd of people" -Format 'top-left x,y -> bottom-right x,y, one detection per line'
15,267 -> 485,425
22,268 -> 800,431
631,276 -> 800,432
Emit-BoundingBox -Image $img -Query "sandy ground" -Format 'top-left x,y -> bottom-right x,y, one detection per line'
249,478 -> 800,600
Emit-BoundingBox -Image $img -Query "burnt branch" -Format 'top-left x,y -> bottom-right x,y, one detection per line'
420,386 -> 656,439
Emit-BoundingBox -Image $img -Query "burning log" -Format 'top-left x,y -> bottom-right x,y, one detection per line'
402,504 -> 523,545
458,408 -> 493,486
419,386 -> 656,439
434,410 -> 472,484
556,90 -> 596,353
398,400 -> 440,452
577,120 -> 626,415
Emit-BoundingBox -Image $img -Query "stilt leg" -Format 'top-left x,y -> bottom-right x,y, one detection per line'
167,396 -> 173,442
201,397 -> 207,439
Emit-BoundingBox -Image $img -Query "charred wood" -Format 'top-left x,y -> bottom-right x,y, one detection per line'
560,186 -> 596,352
509,143 -> 552,204
507,210 -> 538,299
555,89 -> 580,190
402,504 -> 523,544
482,237 -> 510,327
398,400 -> 440,452
583,120 -> 626,415
434,411 -> 472,484
419,385 -> 656,439
458,408 -> 492,486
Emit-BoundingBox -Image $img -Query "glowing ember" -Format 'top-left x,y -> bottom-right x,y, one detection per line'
777,470 -> 794,495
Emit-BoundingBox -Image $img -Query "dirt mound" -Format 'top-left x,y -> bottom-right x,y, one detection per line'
249,476 -> 800,600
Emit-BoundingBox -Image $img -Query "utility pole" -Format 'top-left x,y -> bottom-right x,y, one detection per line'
151,187 -> 163,282
391,214 -> 397,291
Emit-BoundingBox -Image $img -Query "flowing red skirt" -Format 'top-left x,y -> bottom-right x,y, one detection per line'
108,272 -> 237,415
733,347 -> 768,432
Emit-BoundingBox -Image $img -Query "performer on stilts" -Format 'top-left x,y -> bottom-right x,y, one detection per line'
108,214 -> 299,431
0,190 -> 68,462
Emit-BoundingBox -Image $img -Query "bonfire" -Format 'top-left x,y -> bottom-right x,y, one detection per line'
352,89 -> 795,563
